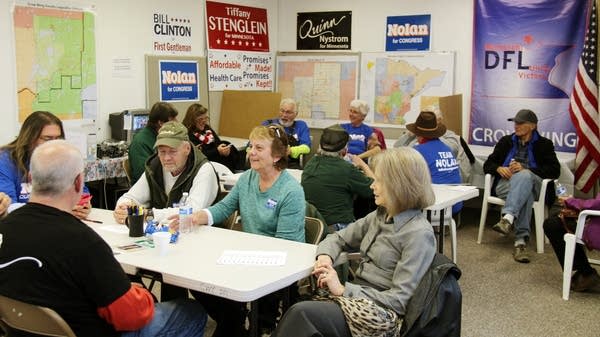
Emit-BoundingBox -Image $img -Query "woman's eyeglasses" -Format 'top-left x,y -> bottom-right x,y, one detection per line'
38,135 -> 63,142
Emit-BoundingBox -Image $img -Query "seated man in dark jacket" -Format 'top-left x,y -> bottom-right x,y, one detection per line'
301,124 -> 374,232
483,109 -> 560,263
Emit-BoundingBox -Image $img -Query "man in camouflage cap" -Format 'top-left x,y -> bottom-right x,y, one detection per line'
114,121 -> 219,300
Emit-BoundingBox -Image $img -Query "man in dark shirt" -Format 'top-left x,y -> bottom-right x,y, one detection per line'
129,102 -> 178,183
0,140 -> 206,337
483,109 -> 560,263
301,124 -> 374,231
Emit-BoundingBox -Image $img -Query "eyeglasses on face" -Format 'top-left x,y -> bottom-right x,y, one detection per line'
197,115 -> 209,122
38,135 -> 63,142
279,108 -> 296,115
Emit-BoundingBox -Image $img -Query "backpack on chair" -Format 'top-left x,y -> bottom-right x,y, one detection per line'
401,253 -> 462,337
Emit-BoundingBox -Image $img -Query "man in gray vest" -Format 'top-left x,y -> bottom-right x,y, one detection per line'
113,121 -> 218,301
114,121 -> 218,222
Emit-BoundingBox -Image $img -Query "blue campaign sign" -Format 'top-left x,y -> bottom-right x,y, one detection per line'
385,15 -> 431,51
159,60 -> 199,101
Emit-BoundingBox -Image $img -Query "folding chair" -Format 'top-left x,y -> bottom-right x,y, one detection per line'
0,294 -> 76,337
562,210 -> 600,300
477,173 -> 551,253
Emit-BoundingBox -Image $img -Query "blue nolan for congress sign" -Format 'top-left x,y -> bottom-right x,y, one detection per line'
159,60 -> 199,101
385,15 -> 431,51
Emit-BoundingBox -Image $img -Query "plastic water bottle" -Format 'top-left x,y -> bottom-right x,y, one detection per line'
178,192 -> 193,233
555,180 -> 568,197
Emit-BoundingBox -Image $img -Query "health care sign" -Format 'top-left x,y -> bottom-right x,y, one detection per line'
205,1 -> 269,52
207,51 -> 273,91
159,60 -> 199,101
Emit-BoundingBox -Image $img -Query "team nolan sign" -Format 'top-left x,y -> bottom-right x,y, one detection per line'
159,60 -> 199,102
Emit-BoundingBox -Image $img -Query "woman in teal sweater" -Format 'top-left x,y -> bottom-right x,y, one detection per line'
180,124 -> 305,337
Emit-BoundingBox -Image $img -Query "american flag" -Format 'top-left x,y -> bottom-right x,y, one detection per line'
569,0 -> 598,193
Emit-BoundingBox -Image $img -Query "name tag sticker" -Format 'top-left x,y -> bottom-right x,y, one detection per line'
265,198 -> 278,209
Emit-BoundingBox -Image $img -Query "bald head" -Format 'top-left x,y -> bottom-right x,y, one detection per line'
30,140 -> 84,197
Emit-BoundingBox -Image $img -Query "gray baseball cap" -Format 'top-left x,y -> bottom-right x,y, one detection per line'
508,109 -> 538,124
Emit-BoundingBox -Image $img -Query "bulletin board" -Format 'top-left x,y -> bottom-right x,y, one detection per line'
218,90 -> 282,138
276,52 -> 360,129
145,55 -> 209,116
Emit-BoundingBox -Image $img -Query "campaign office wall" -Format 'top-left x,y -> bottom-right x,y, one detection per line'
277,0 -> 474,139
0,0 -> 278,145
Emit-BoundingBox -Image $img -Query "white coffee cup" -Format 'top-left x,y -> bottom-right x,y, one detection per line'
152,232 -> 171,256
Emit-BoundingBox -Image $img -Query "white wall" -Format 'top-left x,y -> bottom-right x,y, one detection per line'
0,1 -> 19,145
0,0 -> 470,145
0,0 -> 278,144
277,0 -> 474,137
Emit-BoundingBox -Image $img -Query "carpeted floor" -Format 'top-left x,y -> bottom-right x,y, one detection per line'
454,206 -> 600,337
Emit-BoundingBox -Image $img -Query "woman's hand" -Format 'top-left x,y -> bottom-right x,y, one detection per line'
0,192 -> 10,216
312,263 -> 344,296
72,201 -> 92,219
168,210 -> 209,232
315,254 -> 333,270
217,144 -> 231,157
557,195 -> 572,206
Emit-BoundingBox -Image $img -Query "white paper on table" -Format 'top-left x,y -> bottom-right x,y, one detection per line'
446,185 -> 478,192
99,225 -> 129,234
217,250 -> 287,266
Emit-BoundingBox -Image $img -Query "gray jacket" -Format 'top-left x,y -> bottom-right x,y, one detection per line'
317,207 -> 436,316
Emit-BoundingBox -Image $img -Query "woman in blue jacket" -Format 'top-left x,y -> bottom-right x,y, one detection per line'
0,111 -> 91,218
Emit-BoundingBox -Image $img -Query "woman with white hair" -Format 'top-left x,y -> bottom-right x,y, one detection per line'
341,99 -> 381,160
272,147 -> 437,337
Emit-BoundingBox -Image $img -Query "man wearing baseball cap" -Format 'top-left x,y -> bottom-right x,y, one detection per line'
301,124 -> 374,232
114,121 -> 219,299
483,109 -> 560,263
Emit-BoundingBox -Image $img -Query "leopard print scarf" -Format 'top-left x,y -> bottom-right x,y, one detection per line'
316,295 -> 403,337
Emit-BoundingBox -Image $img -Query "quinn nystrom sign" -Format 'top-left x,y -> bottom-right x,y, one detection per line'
297,11 -> 351,50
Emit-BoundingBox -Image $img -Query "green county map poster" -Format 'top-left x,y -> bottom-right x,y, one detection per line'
14,5 -> 96,122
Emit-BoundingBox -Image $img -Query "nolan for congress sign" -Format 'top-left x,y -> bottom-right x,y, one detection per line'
159,60 -> 199,101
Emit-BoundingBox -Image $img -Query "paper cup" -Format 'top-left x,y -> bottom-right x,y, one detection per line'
152,232 -> 171,256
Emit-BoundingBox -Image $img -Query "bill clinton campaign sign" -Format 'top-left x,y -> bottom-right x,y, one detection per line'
159,60 -> 199,101
470,0 -> 588,152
